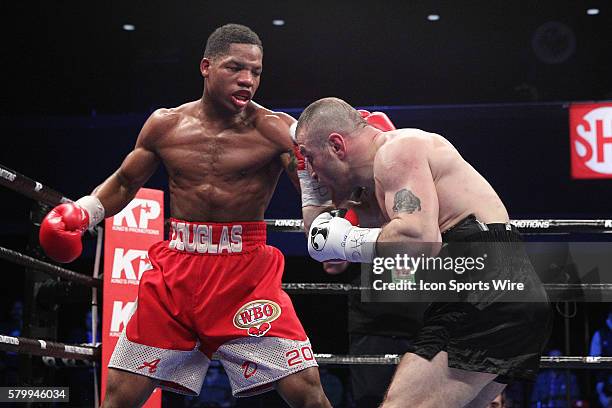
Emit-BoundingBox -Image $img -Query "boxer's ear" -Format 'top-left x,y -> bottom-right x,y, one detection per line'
200,58 -> 211,78
328,133 -> 347,159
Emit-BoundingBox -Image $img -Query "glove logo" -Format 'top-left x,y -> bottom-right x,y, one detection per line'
310,223 -> 330,251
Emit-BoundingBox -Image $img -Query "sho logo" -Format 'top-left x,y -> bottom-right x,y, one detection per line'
570,104 -> 612,178
113,199 -> 161,229
111,248 -> 151,281
110,301 -> 136,333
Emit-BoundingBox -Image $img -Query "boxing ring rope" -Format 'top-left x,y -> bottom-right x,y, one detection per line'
0,246 -> 102,289
265,219 -> 612,234
0,334 -> 99,361
0,163 -> 70,207
281,283 -> 612,293
1,241 -> 610,301
281,283 -> 612,302
1,163 -> 611,234
2,333 -> 612,370
315,355 -> 612,370
2,162 -> 612,377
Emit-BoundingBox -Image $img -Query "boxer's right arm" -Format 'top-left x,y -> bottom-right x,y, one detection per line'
91,111 -> 164,217
40,110 -> 168,262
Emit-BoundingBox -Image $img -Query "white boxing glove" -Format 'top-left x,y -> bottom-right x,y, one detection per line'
308,213 -> 381,263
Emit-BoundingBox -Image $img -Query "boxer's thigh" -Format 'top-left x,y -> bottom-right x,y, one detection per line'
381,351 -> 497,408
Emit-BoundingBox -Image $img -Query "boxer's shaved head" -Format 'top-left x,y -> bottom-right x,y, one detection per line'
297,97 -> 366,147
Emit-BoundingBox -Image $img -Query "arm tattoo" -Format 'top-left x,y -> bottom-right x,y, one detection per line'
392,189 -> 422,213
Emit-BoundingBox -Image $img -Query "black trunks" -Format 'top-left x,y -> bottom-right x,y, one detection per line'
411,215 -> 553,382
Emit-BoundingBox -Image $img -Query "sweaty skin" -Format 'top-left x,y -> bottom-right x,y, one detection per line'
98,40 -> 332,408
91,43 -> 301,222
301,126 -> 509,243
372,129 -> 509,243
93,100 -> 298,221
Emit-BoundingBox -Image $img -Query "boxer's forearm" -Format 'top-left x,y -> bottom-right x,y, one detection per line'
92,171 -> 145,218
91,145 -> 160,219
377,218 -> 441,257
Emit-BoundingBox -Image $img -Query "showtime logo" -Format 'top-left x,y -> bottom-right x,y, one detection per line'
110,300 -> 136,336
112,199 -> 161,234
570,103 -> 612,179
111,248 -> 152,284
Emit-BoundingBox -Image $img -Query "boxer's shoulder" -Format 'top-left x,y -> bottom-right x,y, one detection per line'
135,106 -> 187,151
375,130 -> 434,169
251,103 -> 295,149
150,102 -> 198,132
147,105 -> 185,131
252,103 -> 295,127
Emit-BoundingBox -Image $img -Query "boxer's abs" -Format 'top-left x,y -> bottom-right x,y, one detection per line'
168,170 -> 281,222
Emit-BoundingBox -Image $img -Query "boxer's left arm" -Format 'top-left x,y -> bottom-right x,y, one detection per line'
375,138 -> 442,253
268,111 -> 301,191
261,112 -> 332,230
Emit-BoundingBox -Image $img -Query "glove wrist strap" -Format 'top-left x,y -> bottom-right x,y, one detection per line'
344,227 -> 381,263
75,195 -> 105,228
299,171 -> 333,207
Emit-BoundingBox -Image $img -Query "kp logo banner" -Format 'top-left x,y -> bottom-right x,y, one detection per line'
570,102 -> 612,179
101,188 -> 163,407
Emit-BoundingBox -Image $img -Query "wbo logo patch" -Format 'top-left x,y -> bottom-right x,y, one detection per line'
233,300 -> 281,337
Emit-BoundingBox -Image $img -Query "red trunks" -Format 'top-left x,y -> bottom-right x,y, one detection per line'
109,220 -> 317,396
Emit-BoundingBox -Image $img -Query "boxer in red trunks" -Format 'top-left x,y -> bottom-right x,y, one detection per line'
38,24 -> 332,407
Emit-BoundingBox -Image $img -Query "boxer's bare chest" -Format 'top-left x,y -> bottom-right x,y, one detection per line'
156,115 -> 281,183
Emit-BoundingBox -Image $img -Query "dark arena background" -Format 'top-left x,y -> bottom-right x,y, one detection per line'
1,1 -> 611,407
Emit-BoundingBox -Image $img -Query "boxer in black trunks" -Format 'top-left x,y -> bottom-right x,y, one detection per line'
295,97 -> 552,407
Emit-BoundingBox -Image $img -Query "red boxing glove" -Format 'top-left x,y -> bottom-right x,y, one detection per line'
344,208 -> 359,226
364,111 -> 396,131
357,109 -> 371,119
39,203 -> 89,263
292,143 -> 306,171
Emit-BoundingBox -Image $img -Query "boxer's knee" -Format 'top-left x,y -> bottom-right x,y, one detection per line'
102,368 -> 158,408
298,391 -> 329,408
276,367 -> 331,408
